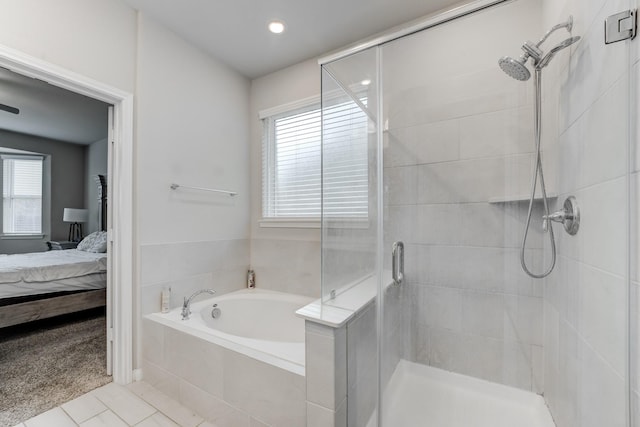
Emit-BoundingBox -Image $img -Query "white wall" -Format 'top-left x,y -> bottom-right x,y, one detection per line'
135,14 -> 252,372
249,59 -> 322,297
0,0 -> 253,374
136,15 -> 250,245
0,0 -> 137,94
0,0 -> 136,254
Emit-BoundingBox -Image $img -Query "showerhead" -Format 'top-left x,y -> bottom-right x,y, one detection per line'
537,36 -> 581,69
498,56 -> 531,81
499,16 -> 579,81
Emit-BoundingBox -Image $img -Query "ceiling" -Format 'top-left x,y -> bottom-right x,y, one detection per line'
0,1 -> 466,144
122,0 -> 466,79
0,67 -> 109,145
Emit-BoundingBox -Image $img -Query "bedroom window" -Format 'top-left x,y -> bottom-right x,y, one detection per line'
261,97 -> 369,223
2,155 -> 43,235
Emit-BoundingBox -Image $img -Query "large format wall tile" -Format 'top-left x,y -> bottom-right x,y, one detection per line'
139,239 -> 249,315
250,238 -> 320,298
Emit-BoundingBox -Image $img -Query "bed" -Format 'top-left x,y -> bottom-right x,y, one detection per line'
0,235 -> 108,328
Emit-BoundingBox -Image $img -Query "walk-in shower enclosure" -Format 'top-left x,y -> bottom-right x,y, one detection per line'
320,0 -> 638,425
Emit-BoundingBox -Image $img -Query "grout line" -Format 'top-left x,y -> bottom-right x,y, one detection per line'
111,409 -> 132,427
131,410 -> 159,427
59,404 -> 110,426
89,390 -> 139,427
57,405 -> 78,426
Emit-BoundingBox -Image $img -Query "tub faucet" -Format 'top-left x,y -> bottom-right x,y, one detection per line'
181,289 -> 216,320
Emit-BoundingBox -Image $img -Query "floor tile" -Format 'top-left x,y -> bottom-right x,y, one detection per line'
92,383 -> 156,425
136,412 -> 180,427
249,417 -> 269,427
79,410 -> 128,427
20,381 -> 215,427
23,407 -> 76,427
128,381 -> 204,427
61,393 -> 108,423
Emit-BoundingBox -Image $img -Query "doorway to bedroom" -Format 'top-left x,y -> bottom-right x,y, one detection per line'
0,66 -> 115,426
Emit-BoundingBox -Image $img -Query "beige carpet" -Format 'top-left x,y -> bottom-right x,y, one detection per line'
0,309 -> 111,427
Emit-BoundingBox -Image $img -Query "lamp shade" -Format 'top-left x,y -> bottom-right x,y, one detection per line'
63,208 -> 88,223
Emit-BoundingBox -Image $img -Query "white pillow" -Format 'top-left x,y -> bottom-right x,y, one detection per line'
77,231 -> 108,253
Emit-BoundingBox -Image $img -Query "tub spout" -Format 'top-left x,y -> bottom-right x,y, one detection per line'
182,289 -> 216,320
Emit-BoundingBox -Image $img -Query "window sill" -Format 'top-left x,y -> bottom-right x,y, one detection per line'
1,234 -> 45,240
259,217 -> 370,229
259,218 -> 320,229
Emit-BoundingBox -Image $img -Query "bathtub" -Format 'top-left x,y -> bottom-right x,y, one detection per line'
145,288 -> 314,375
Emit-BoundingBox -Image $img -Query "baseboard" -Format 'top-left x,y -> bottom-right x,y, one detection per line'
133,368 -> 143,382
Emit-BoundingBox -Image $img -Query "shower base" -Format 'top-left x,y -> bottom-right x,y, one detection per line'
377,359 -> 555,427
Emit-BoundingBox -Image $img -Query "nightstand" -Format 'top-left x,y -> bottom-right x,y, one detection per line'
47,241 -> 79,250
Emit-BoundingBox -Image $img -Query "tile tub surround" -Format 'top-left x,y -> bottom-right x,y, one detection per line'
249,238 -> 321,298
146,289 -> 313,375
304,307 -> 379,427
139,239 -> 250,315
305,321 -> 348,427
301,275 -> 398,427
142,292 -> 309,426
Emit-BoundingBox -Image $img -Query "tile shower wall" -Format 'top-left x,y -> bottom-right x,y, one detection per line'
631,1 -> 640,425
541,0 -> 632,426
382,0 -> 546,393
634,69 -> 640,427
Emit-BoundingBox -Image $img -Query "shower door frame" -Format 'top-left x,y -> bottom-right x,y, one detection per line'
318,0 -> 510,65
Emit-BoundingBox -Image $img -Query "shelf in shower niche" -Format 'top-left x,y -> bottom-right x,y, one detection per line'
488,193 -> 558,204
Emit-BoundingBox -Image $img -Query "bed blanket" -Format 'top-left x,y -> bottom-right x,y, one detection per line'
0,250 -> 107,284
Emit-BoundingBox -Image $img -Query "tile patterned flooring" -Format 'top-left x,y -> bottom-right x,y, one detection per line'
14,381 -> 213,427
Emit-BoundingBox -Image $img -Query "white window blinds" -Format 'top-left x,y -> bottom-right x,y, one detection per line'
2,156 -> 43,234
321,98 -> 369,218
262,97 -> 368,219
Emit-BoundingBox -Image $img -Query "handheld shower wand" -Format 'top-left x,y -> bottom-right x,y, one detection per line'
536,15 -> 575,46
498,17 -> 580,279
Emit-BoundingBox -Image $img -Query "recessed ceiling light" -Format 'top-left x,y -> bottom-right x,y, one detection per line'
361,79 -> 372,86
268,21 -> 285,34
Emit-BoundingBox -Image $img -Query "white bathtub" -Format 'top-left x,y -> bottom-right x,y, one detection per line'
145,288 -> 314,375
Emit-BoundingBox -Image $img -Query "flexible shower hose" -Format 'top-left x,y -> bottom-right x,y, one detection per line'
520,68 -> 556,279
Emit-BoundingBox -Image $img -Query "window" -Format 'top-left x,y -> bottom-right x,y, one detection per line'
2,155 -> 43,235
262,97 -> 369,221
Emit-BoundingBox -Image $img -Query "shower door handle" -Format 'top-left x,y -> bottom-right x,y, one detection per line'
392,241 -> 404,286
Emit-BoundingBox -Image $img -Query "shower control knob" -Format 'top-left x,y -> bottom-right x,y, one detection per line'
542,196 -> 580,235
542,211 -> 567,231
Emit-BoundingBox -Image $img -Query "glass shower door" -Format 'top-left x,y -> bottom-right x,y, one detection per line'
320,46 -> 382,427
321,0 -> 635,425
379,1 -> 549,424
